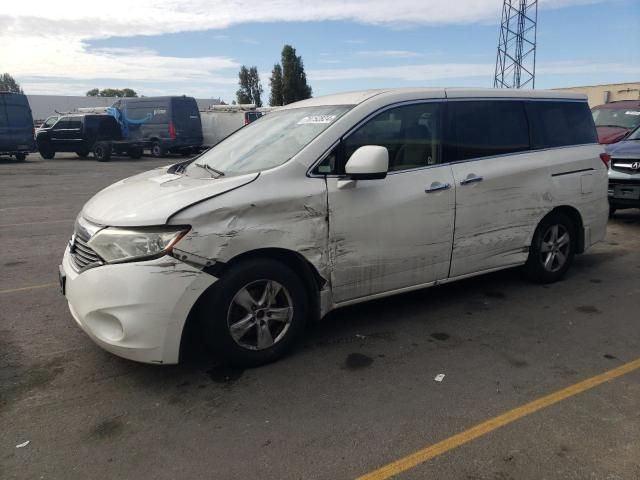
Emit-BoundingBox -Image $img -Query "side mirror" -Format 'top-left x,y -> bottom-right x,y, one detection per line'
345,145 -> 389,180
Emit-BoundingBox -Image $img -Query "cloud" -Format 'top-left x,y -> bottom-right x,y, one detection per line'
0,0 -> 608,95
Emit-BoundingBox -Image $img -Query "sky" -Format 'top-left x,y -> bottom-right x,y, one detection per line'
1,0 -> 639,102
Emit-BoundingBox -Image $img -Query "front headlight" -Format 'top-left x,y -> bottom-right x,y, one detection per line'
88,226 -> 190,263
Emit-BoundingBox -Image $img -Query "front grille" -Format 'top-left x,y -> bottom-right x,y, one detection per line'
70,234 -> 102,271
611,158 -> 640,174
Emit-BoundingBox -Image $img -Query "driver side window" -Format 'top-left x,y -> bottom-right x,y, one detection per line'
344,103 -> 442,172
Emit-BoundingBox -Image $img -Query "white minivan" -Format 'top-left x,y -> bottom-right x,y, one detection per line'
59,88 -> 609,366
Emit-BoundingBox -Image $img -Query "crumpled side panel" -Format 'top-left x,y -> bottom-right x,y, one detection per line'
170,175 -> 331,282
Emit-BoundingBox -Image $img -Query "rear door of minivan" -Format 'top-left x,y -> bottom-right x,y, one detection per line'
445,98 -> 544,277
171,97 -> 203,145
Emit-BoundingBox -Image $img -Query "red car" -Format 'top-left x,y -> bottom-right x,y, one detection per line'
591,100 -> 640,144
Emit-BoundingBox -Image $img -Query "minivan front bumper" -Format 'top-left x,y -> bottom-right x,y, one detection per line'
61,248 -> 217,364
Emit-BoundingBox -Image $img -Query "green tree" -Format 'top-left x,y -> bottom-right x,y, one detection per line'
280,45 -> 312,105
269,64 -> 284,107
0,73 -> 23,93
120,88 -> 138,98
86,88 -> 138,97
236,66 -> 263,107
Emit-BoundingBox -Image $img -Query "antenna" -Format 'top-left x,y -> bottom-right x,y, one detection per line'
494,0 -> 538,89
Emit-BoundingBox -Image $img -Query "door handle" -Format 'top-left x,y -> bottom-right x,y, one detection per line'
425,182 -> 451,193
460,175 -> 483,185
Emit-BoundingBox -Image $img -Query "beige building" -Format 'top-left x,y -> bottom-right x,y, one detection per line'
554,82 -> 640,108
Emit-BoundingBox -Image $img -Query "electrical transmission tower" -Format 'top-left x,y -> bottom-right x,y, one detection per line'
494,0 -> 538,89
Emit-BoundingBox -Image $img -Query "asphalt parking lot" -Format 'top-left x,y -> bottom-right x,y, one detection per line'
1,153 -> 639,480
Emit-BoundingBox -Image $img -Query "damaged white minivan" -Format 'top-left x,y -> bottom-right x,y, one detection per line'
59,88 -> 609,366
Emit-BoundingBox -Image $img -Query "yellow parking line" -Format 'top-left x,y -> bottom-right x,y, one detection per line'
0,283 -> 58,294
357,358 -> 640,480
0,219 -> 73,228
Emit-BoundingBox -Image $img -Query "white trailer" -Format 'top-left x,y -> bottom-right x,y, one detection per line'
200,105 -> 275,147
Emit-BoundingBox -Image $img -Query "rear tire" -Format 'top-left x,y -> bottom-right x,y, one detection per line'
524,211 -> 575,284
609,207 -> 616,218
199,258 -> 309,367
76,150 -> 90,159
151,142 -> 165,158
93,142 -> 112,162
14,153 -> 26,161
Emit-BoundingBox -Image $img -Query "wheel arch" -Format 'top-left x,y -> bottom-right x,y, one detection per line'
534,205 -> 585,254
179,247 -> 326,362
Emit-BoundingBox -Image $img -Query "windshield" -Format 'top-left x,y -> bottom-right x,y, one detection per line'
43,116 -> 58,128
592,107 -> 640,129
191,105 -> 351,175
627,126 -> 640,140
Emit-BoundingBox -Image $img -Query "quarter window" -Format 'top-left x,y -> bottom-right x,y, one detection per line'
444,101 -> 530,162
344,103 -> 442,172
527,101 -> 596,148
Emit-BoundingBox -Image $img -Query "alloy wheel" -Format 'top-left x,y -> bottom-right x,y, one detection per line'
226,280 -> 294,351
539,224 -> 571,273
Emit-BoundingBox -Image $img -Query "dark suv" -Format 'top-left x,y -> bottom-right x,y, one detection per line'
592,100 -> 640,144
36,114 -> 147,161
606,125 -> 640,215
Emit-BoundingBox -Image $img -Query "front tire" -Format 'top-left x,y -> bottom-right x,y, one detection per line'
524,211 -> 575,283
38,146 -> 55,159
199,258 -> 309,367
76,149 -> 90,159
14,152 -> 26,161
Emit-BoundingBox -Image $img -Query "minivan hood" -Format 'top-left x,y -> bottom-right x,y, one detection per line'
596,126 -> 629,145
82,166 -> 258,227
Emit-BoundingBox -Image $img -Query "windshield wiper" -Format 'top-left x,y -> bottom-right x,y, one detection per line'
195,162 -> 225,177
597,124 -> 626,129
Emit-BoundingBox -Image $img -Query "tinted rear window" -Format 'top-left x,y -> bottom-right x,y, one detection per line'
444,100 -> 530,161
527,101 -> 597,148
172,98 -> 200,125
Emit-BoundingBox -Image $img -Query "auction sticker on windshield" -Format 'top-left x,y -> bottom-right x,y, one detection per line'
297,115 -> 338,124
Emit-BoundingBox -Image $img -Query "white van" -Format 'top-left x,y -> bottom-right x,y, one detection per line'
59,88 -> 609,366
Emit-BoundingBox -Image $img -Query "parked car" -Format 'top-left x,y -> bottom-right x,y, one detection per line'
201,106 -> 264,147
591,100 -> 640,144
112,96 -> 203,157
0,91 -> 35,161
606,125 -> 640,215
59,88 -> 608,366
36,114 -> 147,161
